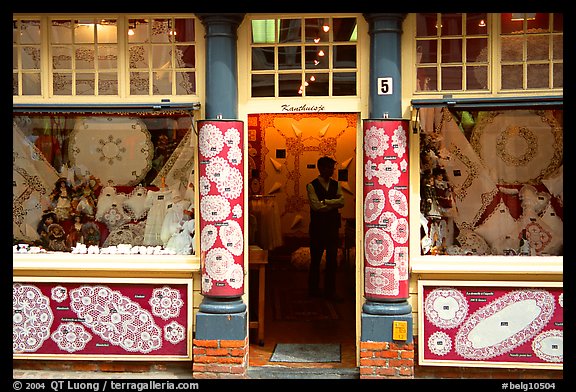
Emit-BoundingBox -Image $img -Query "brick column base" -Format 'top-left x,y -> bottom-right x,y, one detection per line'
192,337 -> 248,379
359,341 -> 414,379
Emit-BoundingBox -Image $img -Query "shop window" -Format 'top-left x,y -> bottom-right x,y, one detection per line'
250,16 -> 358,97
499,13 -> 563,90
417,107 -> 562,257
13,110 -> 197,256
416,13 -> 489,92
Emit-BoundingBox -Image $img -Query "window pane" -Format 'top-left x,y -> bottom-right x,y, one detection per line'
75,46 -> 95,70
527,13 -> 549,32
501,36 -> 524,62
305,72 -> 329,96
305,46 -> 329,69
416,67 -> 437,91
416,13 -> 438,37
278,19 -> 301,43
76,73 -> 95,95
99,73 -> 118,95
333,72 -> 356,96
417,41 -> 437,64
97,21 -> 117,44
278,46 -> 301,70
553,63 -> 563,88
252,47 -> 274,70
21,46 -> 41,69
527,35 -> 549,61
466,13 -> 488,35
552,35 -> 563,60
153,71 -> 172,94
129,45 -> 149,68
20,20 -> 41,44
152,45 -> 172,69
252,19 -> 276,44
13,73 -> 18,95
251,74 -> 274,97
466,66 -> 487,90
130,71 -> 149,95
527,64 -> 549,88
304,18 -> 329,43
440,13 -> 462,36
75,20 -> 95,44
333,45 -> 356,68
99,45 -> 118,69
441,39 -> 462,63
333,18 -> 357,42
51,20 -> 73,44
501,64 -> 523,89
175,71 -> 195,94
466,38 -> 487,63
22,73 -> 41,95
441,66 -> 462,90
52,46 -> 72,69
278,73 -> 301,97
176,45 -> 195,68
553,13 -> 563,32
53,73 -> 72,95
128,19 -> 149,43
151,19 -> 173,43
174,18 -> 195,42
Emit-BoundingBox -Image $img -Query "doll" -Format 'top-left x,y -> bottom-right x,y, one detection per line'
81,221 -> 101,247
37,211 -> 57,248
66,213 -> 85,248
47,223 -> 70,252
50,178 -> 72,222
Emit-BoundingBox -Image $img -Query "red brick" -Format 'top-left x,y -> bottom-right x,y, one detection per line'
192,347 -> 207,355
360,341 -> 389,350
376,350 -> 400,358
400,350 -> 414,359
220,339 -> 247,348
359,367 -> 375,375
360,358 -> 388,367
375,367 -> 398,376
193,339 -> 219,348
206,348 -> 229,356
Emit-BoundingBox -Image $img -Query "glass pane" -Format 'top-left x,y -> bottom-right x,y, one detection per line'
128,19 -> 149,43
75,20 -> 95,44
527,64 -> 549,88
153,71 -> 172,95
416,40 -> 437,64
304,18 -> 329,43
97,21 -> 117,44
441,39 -> 462,63
553,13 -> 563,32
333,45 -> 356,69
51,20 -> 73,44
153,45 -> 172,68
333,72 -> 356,96
552,35 -> 563,60
416,13 -> 438,37
151,19 -> 173,43
13,73 -> 18,95
466,38 -> 487,62
98,45 -> 118,69
278,73 -> 301,97
501,64 -> 523,89
176,45 -> 195,68
278,46 -> 301,70
553,63 -> 563,88
13,19 -> 19,44
52,46 -> 72,69
441,66 -> 462,90
333,18 -> 357,42
75,46 -> 95,70
440,13 -> 462,36
20,20 -> 41,44
278,19 -> 301,43
527,13 -> 549,32
175,71 -> 195,94
76,73 -> 95,95
21,46 -> 41,70
466,66 -> 487,90
130,71 -> 149,95
13,112 -> 195,254
501,36 -> 524,62
174,18 -> 195,42
305,46 -> 329,69
99,73 -> 118,95
501,13 -> 524,34
527,35 -> 549,61
252,19 -> 276,44
251,74 -> 274,97
129,45 -> 149,69
416,67 -> 437,91
22,73 -> 41,95
252,47 -> 274,71
304,72 -> 328,96
466,13 -> 488,35
53,73 -> 72,95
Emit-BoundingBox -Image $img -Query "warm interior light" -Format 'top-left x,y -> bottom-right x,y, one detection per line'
478,19 -> 486,27
310,75 -> 316,81
314,37 -> 320,43
318,50 -> 325,57
322,25 -> 330,32
128,29 -> 135,36
511,13 -> 537,21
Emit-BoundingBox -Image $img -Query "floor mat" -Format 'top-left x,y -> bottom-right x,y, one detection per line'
270,343 -> 341,363
273,288 -> 338,321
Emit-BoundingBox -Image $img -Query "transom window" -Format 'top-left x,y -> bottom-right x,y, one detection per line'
250,16 -> 358,97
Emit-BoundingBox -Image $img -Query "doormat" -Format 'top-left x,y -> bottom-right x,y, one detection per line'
270,343 -> 341,363
273,288 -> 338,321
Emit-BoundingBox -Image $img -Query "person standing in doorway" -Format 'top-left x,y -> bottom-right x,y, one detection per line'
306,156 -> 345,301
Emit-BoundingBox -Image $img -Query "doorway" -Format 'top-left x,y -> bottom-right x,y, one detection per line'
246,112 -> 358,369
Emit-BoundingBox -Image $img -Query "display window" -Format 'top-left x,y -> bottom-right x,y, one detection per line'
13,110 -> 197,256
417,107 -> 562,257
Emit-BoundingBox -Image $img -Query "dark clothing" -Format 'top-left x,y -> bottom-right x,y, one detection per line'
308,178 -> 341,298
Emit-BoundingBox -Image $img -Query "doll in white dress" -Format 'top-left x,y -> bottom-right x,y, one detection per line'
143,188 -> 173,246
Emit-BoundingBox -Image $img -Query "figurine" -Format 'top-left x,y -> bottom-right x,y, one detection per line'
50,178 -> 73,222
47,223 -> 69,252
37,211 -> 57,249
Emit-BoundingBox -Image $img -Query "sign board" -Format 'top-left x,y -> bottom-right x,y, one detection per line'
377,77 -> 393,95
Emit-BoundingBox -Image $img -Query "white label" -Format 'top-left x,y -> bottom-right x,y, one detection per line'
378,77 -> 393,95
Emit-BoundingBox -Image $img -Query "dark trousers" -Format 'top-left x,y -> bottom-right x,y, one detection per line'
308,230 -> 339,297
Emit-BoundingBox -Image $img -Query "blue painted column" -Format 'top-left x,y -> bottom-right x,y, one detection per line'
361,13 -> 413,346
364,13 -> 406,119
194,13 -> 247,342
197,13 -> 245,120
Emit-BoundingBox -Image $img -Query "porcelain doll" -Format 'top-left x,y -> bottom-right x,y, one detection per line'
50,178 -> 72,222
66,213 -> 85,248
47,223 -> 70,252
37,211 -> 57,248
